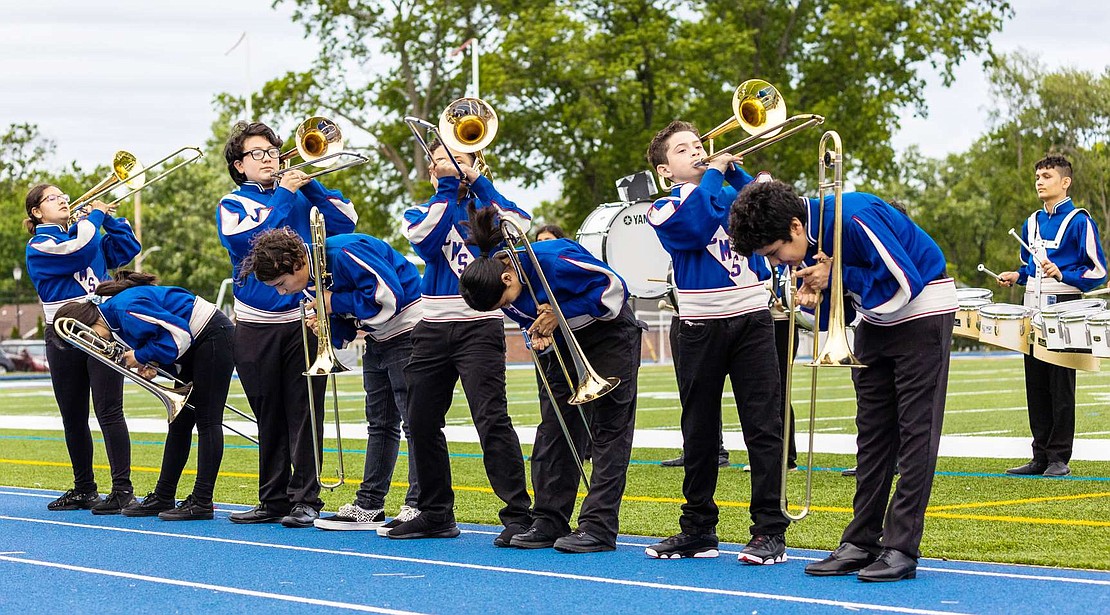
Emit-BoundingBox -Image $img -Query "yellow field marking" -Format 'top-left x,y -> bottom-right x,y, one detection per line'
928,491 -> 1110,511
5,458 -> 1108,528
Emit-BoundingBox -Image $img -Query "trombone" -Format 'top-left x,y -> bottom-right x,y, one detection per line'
54,317 -> 259,443
300,206 -> 349,491
700,79 -> 825,164
272,116 -> 370,180
780,130 -> 865,521
68,147 -> 204,225
500,218 -> 622,490
403,97 -> 499,181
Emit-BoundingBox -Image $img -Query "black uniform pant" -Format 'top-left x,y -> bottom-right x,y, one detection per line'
843,313 -> 952,558
1023,354 -> 1076,464
153,313 -> 236,504
235,320 -> 326,511
45,326 -> 132,494
404,319 -> 531,527
675,310 -> 788,536
530,306 -> 641,546
773,319 -> 799,468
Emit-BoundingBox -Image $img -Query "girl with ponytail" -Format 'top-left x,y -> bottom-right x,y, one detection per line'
55,270 -> 236,521
458,206 -> 644,554
25,183 -> 140,514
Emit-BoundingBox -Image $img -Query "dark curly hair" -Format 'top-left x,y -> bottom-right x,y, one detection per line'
236,227 -> 307,284
458,207 -> 511,312
728,180 -> 807,256
223,121 -> 282,185
1035,155 -> 1073,180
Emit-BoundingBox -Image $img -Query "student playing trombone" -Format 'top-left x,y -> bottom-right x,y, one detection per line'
460,206 -> 642,554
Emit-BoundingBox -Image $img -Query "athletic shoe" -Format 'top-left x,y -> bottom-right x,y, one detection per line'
158,495 -> 214,521
91,490 -> 137,515
645,532 -> 720,559
376,505 -> 420,537
508,526 -> 560,549
1006,460 -> 1047,475
47,489 -> 100,511
122,492 -> 176,517
493,523 -> 530,547
1043,461 -> 1071,477
315,504 -> 386,530
385,512 -> 460,539
737,533 -> 787,565
660,454 -> 685,467
553,530 -> 614,553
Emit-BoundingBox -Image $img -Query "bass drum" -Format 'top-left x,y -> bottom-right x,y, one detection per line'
576,201 -> 671,299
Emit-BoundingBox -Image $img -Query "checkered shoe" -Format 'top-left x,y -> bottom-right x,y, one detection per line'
313,503 -> 385,531
376,505 -> 420,537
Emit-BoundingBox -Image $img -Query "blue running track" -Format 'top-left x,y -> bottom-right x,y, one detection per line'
1,487 -> 1107,614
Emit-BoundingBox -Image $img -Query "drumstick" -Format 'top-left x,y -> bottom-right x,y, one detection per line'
977,263 -> 1002,279
1008,227 -> 1062,281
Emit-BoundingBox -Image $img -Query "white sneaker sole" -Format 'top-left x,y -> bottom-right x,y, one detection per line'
645,548 -> 720,559
737,552 -> 788,565
314,518 -> 385,531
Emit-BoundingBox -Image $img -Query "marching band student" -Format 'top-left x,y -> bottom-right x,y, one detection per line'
996,155 -> 1107,478
642,121 -> 789,564
218,121 -> 358,528
237,227 -> 423,531
25,184 -> 139,514
460,207 -> 642,553
54,271 -> 235,521
730,180 -> 958,582
388,139 -> 532,544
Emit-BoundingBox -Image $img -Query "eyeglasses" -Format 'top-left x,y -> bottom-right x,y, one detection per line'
242,147 -> 281,161
39,194 -> 71,206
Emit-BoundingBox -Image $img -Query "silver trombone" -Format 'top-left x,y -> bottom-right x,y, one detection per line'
272,116 -> 370,180
500,218 -> 622,490
54,317 -> 259,442
300,206 -> 349,491
780,131 -> 866,521
68,147 -> 204,225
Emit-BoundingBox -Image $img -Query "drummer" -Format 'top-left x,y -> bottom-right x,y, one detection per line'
996,155 -> 1107,478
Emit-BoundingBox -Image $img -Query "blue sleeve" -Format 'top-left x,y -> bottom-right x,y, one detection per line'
1060,215 -> 1108,291
648,167 -> 748,250
116,299 -> 194,365
469,175 -> 532,232
217,189 -> 298,258
26,211 -> 109,276
840,214 -> 930,313
723,163 -> 755,192
301,179 -> 358,234
328,248 -> 405,328
547,245 -> 628,321
328,316 -> 358,349
402,176 -> 462,261
99,215 -> 141,269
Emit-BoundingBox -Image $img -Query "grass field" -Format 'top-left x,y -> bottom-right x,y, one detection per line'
1,354 -> 1108,570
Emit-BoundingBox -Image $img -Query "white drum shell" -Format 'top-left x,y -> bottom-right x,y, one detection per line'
1039,299 -> 1106,350
978,304 -> 1031,354
956,287 -> 993,302
1059,307 -> 1104,351
576,201 -> 670,299
1087,311 -> 1110,358
954,298 -> 991,339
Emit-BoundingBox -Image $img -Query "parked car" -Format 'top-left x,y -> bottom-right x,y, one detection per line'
0,340 -> 50,373
0,351 -> 14,374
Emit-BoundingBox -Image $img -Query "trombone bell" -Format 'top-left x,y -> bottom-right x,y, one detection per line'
439,97 -> 499,153
734,79 -> 787,139
295,116 -> 344,168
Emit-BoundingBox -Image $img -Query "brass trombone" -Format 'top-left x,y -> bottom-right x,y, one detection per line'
54,318 -> 192,423
300,206 -> 348,491
68,147 -> 204,225
700,79 -> 825,164
780,130 -> 865,521
54,317 -> 259,443
439,97 -> 498,178
272,116 -> 370,180
500,218 -> 621,490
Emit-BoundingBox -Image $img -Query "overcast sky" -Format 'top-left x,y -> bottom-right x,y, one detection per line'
2,0 -> 1108,209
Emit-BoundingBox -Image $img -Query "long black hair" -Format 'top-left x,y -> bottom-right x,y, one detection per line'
54,269 -> 158,327
459,207 -> 511,312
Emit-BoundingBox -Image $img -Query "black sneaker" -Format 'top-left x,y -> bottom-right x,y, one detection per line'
494,523 -> 530,548
122,492 -> 176,517
47,489 -> 100,511
1006,460 -> 1048,475
386,512 -> 460,539
660,454 -> 685,467
508,526 -> 560,549
645,532 -> 720,559
375,505 -> 420,537
159,495 -> 215,521
553,530 -> 614,553
738,533 -> 787,565
91,490 -> 137,515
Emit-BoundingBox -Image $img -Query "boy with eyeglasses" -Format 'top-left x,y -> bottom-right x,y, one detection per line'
218,121 -> 358,528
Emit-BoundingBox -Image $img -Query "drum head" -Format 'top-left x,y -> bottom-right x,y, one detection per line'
576,201 -> 670,299
956,287 -> 993,302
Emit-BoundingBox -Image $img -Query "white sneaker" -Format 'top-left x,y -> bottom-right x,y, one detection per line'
375,505 -> 421,537
314,503 -> 385,531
